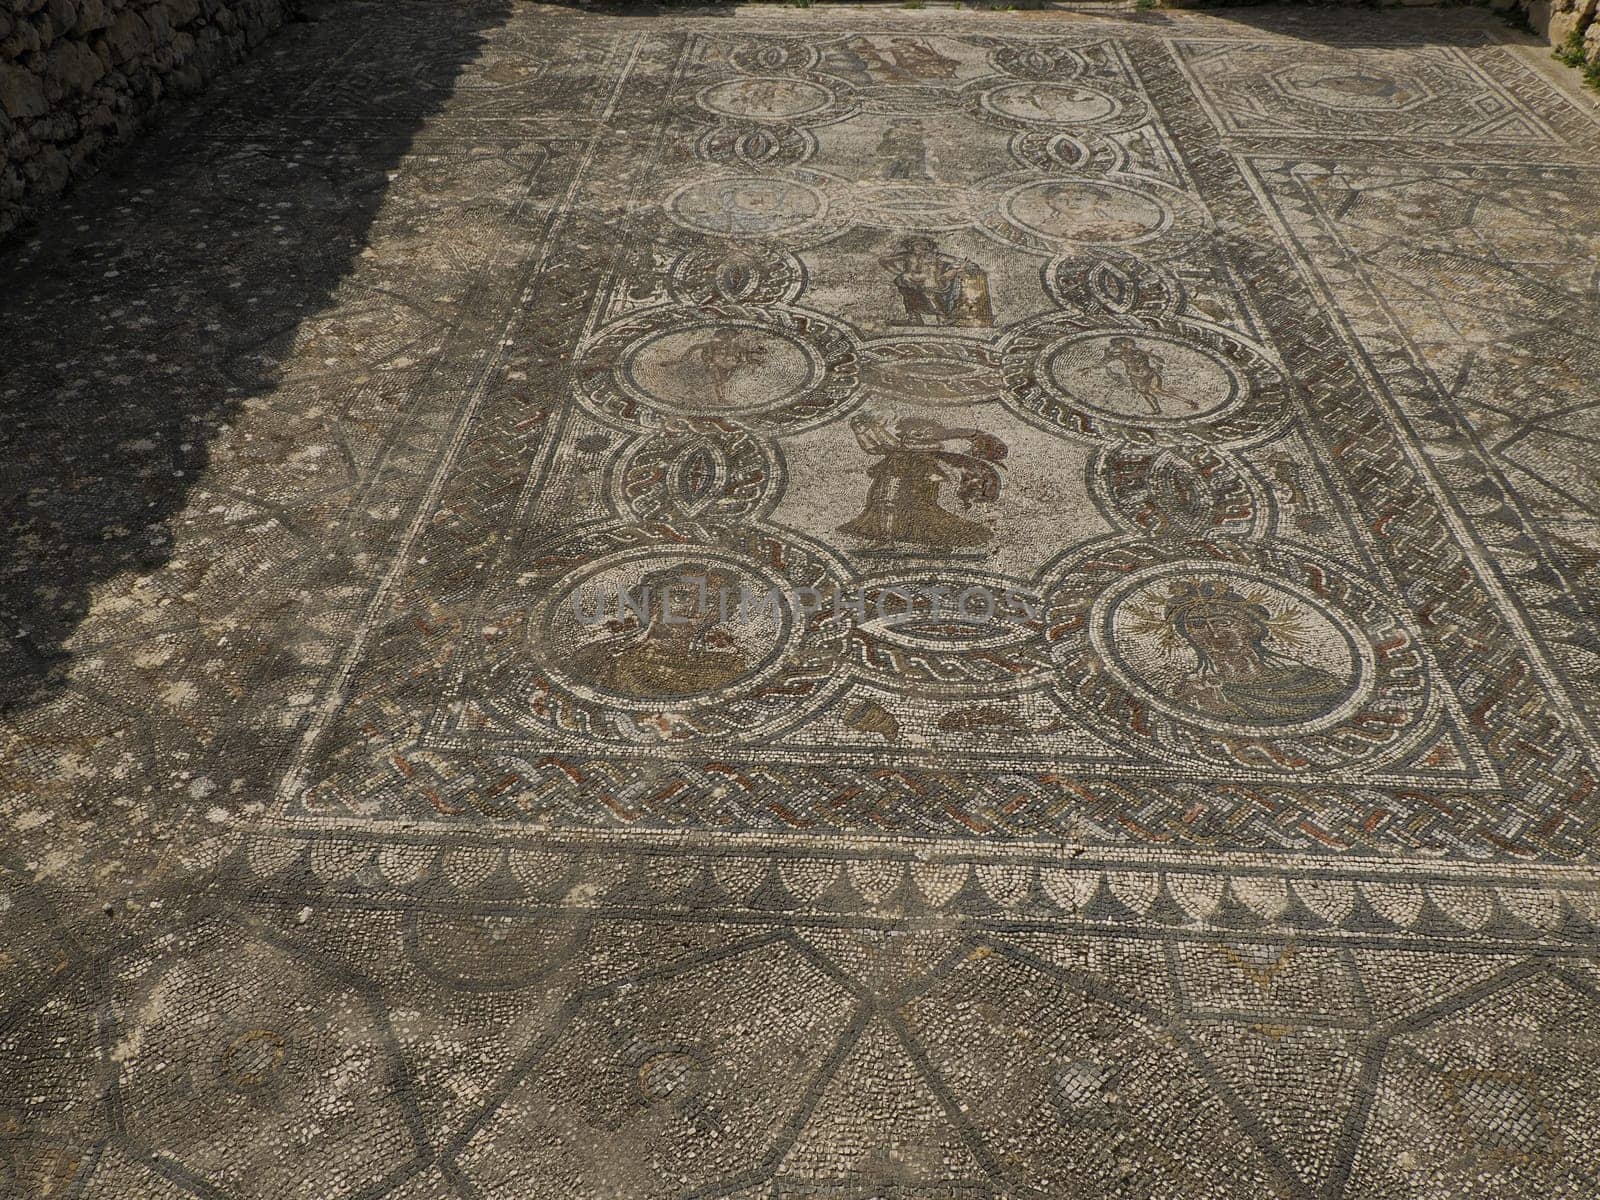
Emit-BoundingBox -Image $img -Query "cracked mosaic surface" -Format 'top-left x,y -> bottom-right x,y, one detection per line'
2,2 -> 1600,1197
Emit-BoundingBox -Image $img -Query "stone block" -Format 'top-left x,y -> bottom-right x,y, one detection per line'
46,37 -> 107,92
1549,6 -> 1591,45
30,112 -> 79,143
143,3 -> 171,42
77,0 -> 112,32
3,0 -> 297,237
1527,0 -> 1555,38
106,8 -> 153,62
0,63 -> 49,120
2,21 -> 44,56
46,0 -> 79,35
22,145 -> 70,195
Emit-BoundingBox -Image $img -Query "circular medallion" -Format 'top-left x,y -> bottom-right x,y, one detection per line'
1042,332 -> 1239,424
479,533 -> 853,745
968,74 -> 1148,135
1272,63 -> 1421,112
623,323 -> 821,416
1097,569 -> 1370,735
542,552 -> 798,709
1090,444 -> 1272,542
983,81 -> 1118,124
697,77 -> 834,121
1004,178 -> 1168,246
999,316 -> 1289,448
575,305 -> 861,434
666,175 -> 829,240
219,1029 -> 288,1091
1045,540 -> 1433,769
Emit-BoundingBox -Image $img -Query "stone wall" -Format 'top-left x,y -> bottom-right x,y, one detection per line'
0,0 -> 296,240
1530,0 -> 1600,68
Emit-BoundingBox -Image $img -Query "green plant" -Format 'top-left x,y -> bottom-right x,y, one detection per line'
1553,26 -> 1600,91
1554,29 -> 1586,67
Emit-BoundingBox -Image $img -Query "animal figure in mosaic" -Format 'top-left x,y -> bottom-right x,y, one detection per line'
845,36 -> 960,83
662,327 -> 769,406
1093,335 -> 1195,415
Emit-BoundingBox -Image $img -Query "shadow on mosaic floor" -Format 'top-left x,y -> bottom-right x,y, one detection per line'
0,0 -> 515,722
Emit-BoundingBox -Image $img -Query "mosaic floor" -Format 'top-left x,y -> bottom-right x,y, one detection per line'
4,1 -> 1600,1196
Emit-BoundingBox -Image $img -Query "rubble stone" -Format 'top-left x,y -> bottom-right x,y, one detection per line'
0,0 -> 294,239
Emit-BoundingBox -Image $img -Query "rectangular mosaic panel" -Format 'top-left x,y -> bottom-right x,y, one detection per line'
270,26 -> 1600,862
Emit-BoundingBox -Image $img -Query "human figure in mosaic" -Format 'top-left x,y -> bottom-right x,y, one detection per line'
876,120 -> 933,182
1160,580 -> 1352,724
880,236 -> 994,328
570,564 -> 748,698
1094,336 -> 1197,415
678,179 -> 812,236
885,37 -> 960,79
662,327 -> 768,406
838,413 -> 1006,548
1042,185 -> 1154,243
845,36 -> 959,82
729,77 -> 793,112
